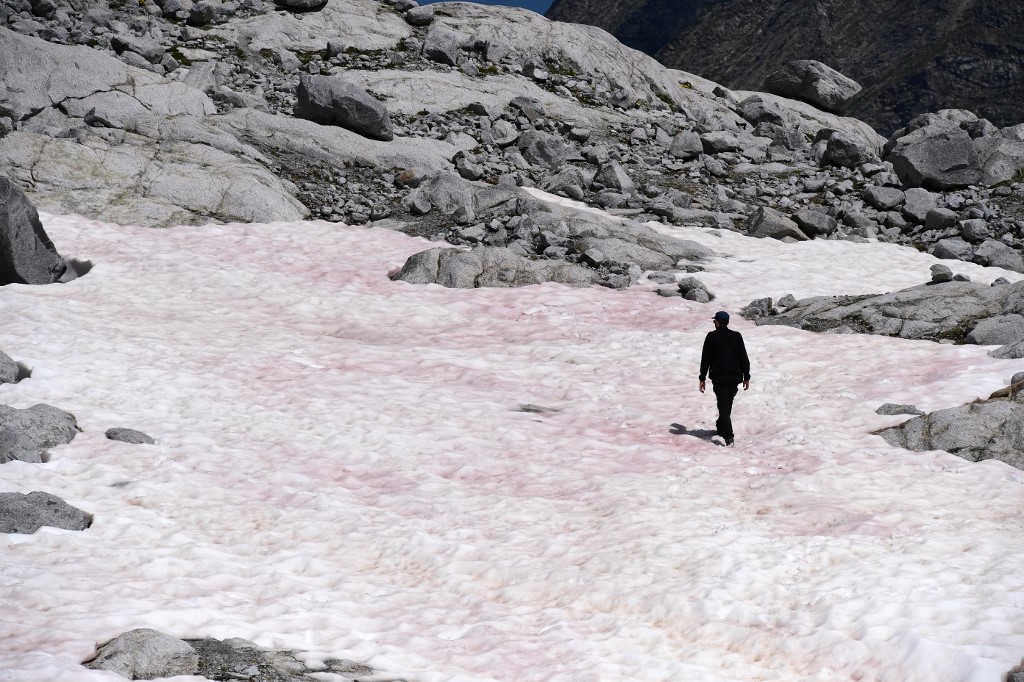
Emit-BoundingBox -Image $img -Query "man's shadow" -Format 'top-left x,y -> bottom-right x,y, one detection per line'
670,424 -> 723,445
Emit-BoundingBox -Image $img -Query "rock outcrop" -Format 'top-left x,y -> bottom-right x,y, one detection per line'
0,403 -> 79,464
84,629 -> 375,681
763,60 -> 862,114
878,385 -> 1024,471
0,177 -> 67,285
0,491 -> 92,534
391,246 -> 599,288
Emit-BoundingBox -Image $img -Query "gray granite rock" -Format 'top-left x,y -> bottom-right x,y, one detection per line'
0,351 -> 17,384
792,209 -> 838,237
820,130 -> 878,168
877,394 -> 1024,470
966,314 -> 1024,346
422,24 -> 467,66
105,428 -> 155,445
85,629 -> 199,679
0,178 -> 67,285
517,130 -> 572,170
930,264 -> 953,283
932,237 -> 974,261
887,117 -> 983,190
668,131 -> 703,160
862,186 -> 905,211
0,403 -> 78,464
405,5 -> 434,25
974,239 -> 1024,273
391,246 -> 598,288
745,206 -> 809,241
0,491 -> 91,534
875,403 -> 924,416
763,60 -> 862,113
293,74 -> 394,141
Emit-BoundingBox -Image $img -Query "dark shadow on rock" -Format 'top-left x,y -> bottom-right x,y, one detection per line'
670,423 -> 720,443
15,362 -> 31,382
58,259 -> 93,283
272,0 -> 328,13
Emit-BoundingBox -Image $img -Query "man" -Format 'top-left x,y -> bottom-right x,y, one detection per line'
698,310 -> 750,446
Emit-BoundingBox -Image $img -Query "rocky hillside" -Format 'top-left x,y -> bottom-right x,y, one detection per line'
545,0 -> 1024,134
1,0 -> 1023,290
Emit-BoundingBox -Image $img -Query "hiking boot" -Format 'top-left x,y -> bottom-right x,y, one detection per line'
724,437 -> 734,446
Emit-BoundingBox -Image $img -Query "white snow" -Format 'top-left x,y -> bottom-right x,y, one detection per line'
1,200 -> 1023,682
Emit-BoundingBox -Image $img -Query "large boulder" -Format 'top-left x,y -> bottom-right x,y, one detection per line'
763,60 -> 862,114
745,206 -> 809,241
0,178 -> 67,285
401,172 -> 477,224
974,134 -> 1024,186
974,239 -> 1024,273
85,629 -> 199,679
577,236 -> 673,271
391,246 -> 598,288
819,130 -> 879,168
886,117 -> 983,189
0,491 -> 92,534
294,74 -> 394,141
517,130 -> 573,170
878,396 -> 1024,470
0,403 -> 79,464
966,314 -> 1024,346
422,24 -> 468,66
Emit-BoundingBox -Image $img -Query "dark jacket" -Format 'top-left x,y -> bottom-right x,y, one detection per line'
699,326 -> 750,383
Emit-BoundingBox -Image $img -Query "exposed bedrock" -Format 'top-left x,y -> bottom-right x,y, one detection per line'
84,629 -> 375,681
0,177 -> 67,285
877,383 -> 1024,471
742,278 -> 1024,356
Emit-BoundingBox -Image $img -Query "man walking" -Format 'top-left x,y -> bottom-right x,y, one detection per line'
699,311 -> 750,446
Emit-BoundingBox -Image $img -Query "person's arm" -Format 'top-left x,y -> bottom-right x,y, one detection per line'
699,334 -> 711,392
737,333 -> 751,389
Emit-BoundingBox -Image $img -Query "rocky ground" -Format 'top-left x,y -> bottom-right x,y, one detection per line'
2,0 -> 1024,292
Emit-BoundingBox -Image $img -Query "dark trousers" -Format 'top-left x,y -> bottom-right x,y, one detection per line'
712,377 -> 741,440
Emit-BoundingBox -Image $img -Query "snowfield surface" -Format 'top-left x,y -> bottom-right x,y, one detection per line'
2,202 -> 1023,682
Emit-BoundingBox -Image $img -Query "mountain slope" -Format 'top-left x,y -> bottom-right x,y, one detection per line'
546,0 -> 1024,134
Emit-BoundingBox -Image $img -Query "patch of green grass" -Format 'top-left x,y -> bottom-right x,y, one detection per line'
478,63 -> 500,76
169,47 -> 192,66
294,49 -> 323,65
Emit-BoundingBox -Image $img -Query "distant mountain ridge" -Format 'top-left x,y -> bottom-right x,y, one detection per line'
545,0 -> 1024,134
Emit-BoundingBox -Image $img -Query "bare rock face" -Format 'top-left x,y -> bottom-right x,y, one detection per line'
763,60 -> 862,114
877,391 -> 1024,471
84,631 -> 376,681
886,116 -> 983,190
0,178 -> 67,285
745,206 -> 808,241
84,629 -> 200,679
293,74 -> 394,141
391,246 -> 599,288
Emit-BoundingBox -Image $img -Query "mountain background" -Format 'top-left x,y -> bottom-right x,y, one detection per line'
421,0 -> 555,15
545,0 -> 1024,135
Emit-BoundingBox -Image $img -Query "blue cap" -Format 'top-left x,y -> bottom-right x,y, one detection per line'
713,311 -> 730,323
